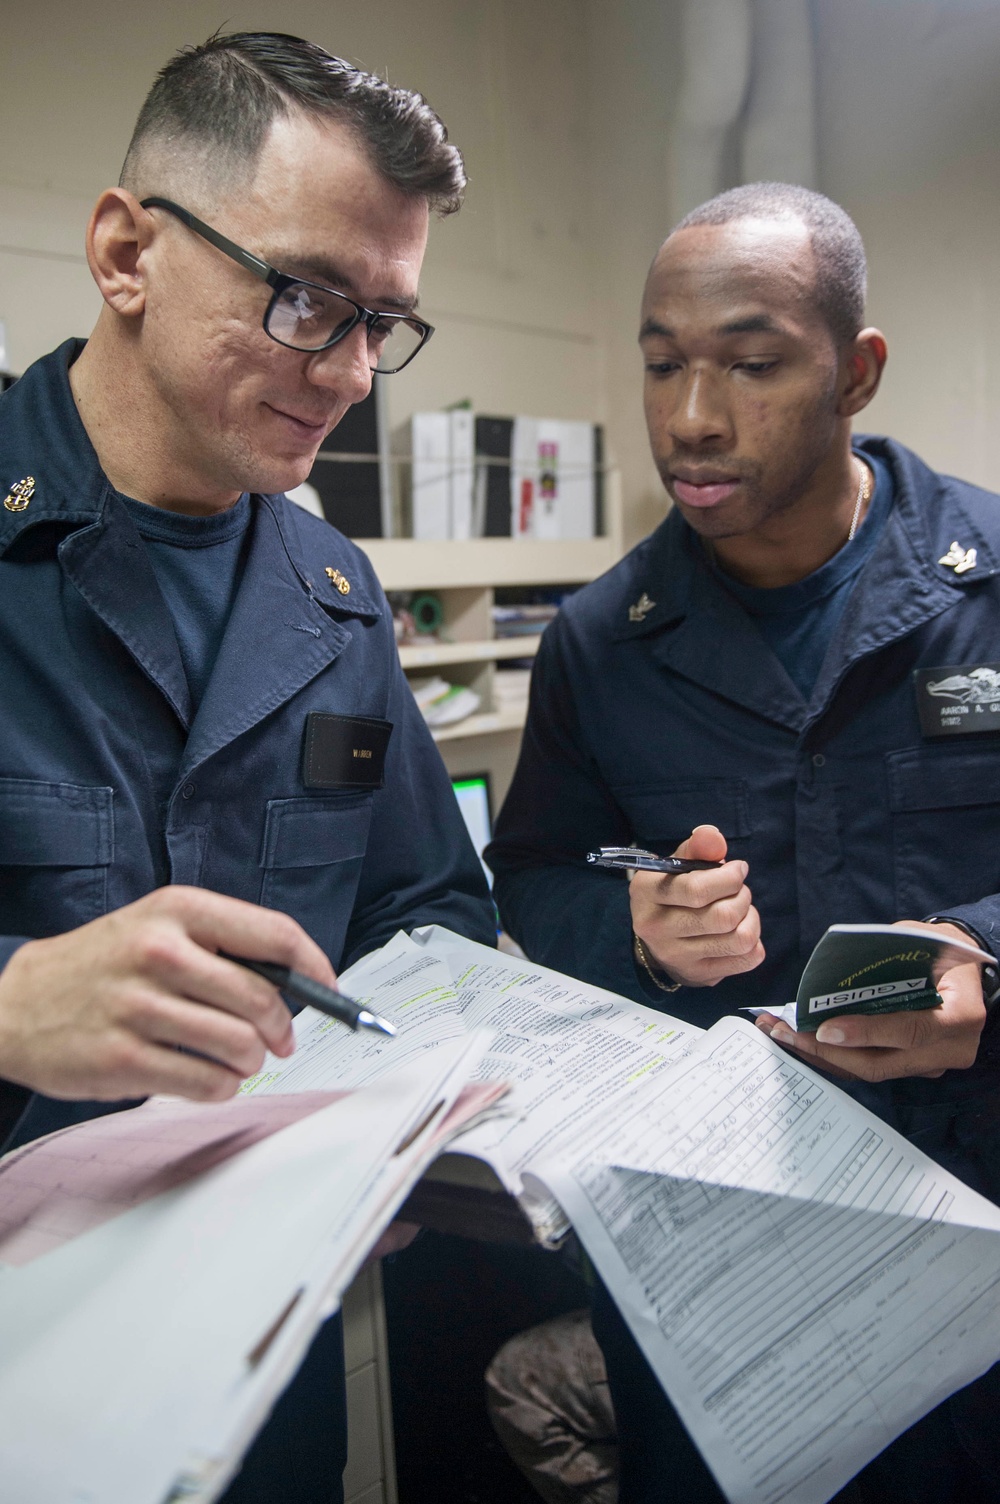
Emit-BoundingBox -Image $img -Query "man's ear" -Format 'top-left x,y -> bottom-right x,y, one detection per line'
84,189 -> 155,318
836,327 -> 888,419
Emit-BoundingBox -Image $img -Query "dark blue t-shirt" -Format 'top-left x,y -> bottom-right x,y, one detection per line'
711,451 -> 894,700
121,493 -> 253,708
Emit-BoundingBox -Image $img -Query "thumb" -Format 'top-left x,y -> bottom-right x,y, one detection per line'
672,823 -> 729,863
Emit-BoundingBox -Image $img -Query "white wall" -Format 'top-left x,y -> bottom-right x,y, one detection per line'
583,0 -> 1000,524
6,1 -> 1000,540
0,0 -> 606,454
815,0 -> 1000,490
584,0 -> 683,547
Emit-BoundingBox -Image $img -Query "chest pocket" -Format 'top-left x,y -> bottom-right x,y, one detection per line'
610,778 -> 752,850
259,794 -> 374,963
0,778 -> 114,938
887,747 -> 1000,916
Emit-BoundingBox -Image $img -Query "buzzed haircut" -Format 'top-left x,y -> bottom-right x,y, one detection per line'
673,183 -> 867,346
120,31 -> 466,214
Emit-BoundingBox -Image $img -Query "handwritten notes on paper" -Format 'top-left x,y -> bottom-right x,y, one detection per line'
241,928 -> 699,1241
538,1018 -> 1000,1504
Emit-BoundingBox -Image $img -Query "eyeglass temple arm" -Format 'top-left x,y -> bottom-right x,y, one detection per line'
140,198 -> 275,287
140,195 -> 432,364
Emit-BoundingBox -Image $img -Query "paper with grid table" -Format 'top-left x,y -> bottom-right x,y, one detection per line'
257,928 -> 1000,1504
532,1017 -> 1000,1504
2,926 -> 999,1504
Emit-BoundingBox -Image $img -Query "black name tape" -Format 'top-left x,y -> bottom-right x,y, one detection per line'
914,662 -> 1000,738
303,712 -> 393,789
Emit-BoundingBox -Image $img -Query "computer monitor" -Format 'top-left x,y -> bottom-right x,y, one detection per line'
451,773 -> 493,888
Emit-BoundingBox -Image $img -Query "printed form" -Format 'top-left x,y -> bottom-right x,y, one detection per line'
536,1017 -> 1000,1504
241,927 -> 698,1241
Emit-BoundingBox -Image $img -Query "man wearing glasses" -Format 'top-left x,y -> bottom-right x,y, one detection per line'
0,31 -> 494,1504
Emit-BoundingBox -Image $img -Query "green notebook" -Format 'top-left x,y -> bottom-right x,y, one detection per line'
749,923 -> 996,1032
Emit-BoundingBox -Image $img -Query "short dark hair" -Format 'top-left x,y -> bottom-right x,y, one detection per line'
673,182 -> 867,345
120,31 -> 466,215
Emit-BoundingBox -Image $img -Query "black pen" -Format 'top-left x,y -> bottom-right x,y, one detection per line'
222,954 -> 397,1037
587,846 -> 726,874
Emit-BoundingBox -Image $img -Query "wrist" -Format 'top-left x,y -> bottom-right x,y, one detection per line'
633,932 -> 682,993
926,915 -> 1000,1011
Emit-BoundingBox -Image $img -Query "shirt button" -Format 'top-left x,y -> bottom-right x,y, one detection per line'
181,782 -> 196,800
812,753 -> 826,768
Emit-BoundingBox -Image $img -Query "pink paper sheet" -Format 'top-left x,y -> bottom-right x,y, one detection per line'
0,1092 -> 345,1266
0,1080 -> 508,1268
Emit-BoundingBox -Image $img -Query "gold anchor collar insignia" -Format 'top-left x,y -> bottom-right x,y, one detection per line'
938,541 -> 977,575
3,475 -> 35,513
628,592 -> 656,623
325,566 -> 351,595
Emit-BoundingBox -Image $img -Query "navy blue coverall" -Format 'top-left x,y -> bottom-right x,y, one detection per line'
488,435 -> 1000,1502
0,341 -> 496,1502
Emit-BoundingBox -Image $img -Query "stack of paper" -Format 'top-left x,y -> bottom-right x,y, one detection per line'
242,928 -> 700,1245
244,929 -> 1000,1504
409,675 -> 481,727
0,1031 -> 503,1504
5,925 -> 1000,1504
535,1020 -> 1000,1504
492,667 -> 532,716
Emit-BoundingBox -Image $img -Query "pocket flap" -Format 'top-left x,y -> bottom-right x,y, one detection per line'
260,795 -> 373,870
611,778 -> 751,843
0,779 -> 114,866
887,748 -> 1000,812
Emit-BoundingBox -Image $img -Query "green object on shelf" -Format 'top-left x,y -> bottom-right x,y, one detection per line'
411,593 -> 444,634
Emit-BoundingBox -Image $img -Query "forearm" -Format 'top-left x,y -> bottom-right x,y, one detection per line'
341,883 -> 496,971
493,862 -> 643,1003
488,620 -> 670,1002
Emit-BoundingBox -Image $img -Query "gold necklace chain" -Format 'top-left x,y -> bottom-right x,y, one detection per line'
848,456 -> 874,542
702,456 -> 874,569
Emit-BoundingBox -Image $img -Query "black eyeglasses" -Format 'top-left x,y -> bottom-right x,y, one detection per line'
140,197 -> 434,374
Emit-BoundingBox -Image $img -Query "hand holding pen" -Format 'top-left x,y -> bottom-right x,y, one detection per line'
0,888 -> 359,1105
222,954 -> 395,1037
619,824 -> 766,990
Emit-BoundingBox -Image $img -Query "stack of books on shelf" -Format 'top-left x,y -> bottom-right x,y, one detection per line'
492,667 -> 532,718
410,677 -> 481,729
492,603 -> 560,639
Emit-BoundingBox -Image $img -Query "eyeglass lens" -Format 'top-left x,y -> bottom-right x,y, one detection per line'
266,282 -> 425,371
